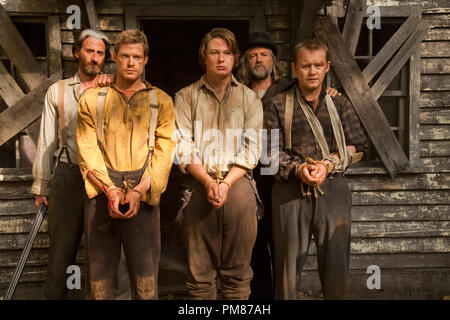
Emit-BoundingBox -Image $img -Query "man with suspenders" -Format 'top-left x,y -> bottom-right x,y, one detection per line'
175,28 -> 263,299
76,30 -> 175,300
31,29 -> 111,299
264,39 -> 368,299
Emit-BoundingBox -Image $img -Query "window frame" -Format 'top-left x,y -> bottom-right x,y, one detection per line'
328,5 -> 422,174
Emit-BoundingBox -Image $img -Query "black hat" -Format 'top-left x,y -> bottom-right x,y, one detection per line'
241,32 -> 278,56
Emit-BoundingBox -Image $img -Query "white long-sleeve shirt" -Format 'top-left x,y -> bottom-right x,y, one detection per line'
31,73 -> 82,196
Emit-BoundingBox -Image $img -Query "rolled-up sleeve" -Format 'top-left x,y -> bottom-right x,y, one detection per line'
174,91 -> 200,174
234,95 -> 263,170
141,90 -> 176,205
31,84 -> 58,196
76,88 -> 115,198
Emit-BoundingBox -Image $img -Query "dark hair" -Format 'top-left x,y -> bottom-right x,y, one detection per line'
72,29 -> 111,60
198,28 -> 240,69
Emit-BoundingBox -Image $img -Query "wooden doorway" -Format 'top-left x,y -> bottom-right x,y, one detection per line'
141,19 -> 249,97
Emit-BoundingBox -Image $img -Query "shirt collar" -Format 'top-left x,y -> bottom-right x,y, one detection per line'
295,85 -> 327,108
199,74 -> 239,90
68,73 -> 81,86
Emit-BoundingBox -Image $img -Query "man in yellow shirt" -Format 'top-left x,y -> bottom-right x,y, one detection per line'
76,29 -> 175,299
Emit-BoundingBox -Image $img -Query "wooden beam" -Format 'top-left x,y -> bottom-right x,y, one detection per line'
0,61 -> 40,144
342,0 -> 367,56
294,0 -> 323,44
362,14 -> 421,83
47,16 -> 62,76
371,20 -> 431,99
0,72 -> 61,147
0,5 -> 47,91
314,17 -> 409,178
84,0 -> 98,30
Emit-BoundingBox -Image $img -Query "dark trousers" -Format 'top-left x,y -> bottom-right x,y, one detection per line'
45,162 -> 85,299
85,168 -> 160,300
250,172 -> 274,300
272,174 -> 351,300
181,176 -> 258,300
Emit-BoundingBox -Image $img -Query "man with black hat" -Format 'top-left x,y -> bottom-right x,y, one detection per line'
237,32 -> 340,299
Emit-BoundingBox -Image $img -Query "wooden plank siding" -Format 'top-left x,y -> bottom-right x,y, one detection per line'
1,0 -> 449,300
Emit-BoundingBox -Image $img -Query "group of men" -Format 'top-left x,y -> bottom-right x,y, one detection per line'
31,26 -> 367,300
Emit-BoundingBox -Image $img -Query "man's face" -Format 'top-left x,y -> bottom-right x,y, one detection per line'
247,47 -> 273,80
291,48 -> 330,93
74,37 -> 106,76
204,37 -> 234,78
113,43 -> 148,82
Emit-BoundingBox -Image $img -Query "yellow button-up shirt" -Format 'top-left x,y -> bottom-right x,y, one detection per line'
76,81 -> 175,205
175,75 -> 263,176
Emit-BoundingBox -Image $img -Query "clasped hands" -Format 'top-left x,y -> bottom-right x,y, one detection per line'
204,179 -> 231,209
106,187 -> 143,219
297,157 -> 329,187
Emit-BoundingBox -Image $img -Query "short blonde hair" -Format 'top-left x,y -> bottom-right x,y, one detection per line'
198,28 -> 240,69
114,29 -> 149,57
292,38 -> 329,64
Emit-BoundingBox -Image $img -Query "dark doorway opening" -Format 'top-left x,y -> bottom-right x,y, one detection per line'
141,19 -> 249,98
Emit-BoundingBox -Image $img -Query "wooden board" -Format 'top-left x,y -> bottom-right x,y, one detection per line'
421,58 -> 450,74
0,199 -> 36,216
351,205 -> 450,221
420,140 -> 450,157
420,108 -> 449,125
294,0 -> 323,43
421,74 -> 450,91
352,190 -> 450,205
0,215 -> 48,234
348,173 -> 450,191
314,17 -> 409,178
419,124 -> 450,139
0,72 -> 61,147
423,28 -> 450,41
84,0 -> 97,30
342,0 -> 367,56
420,92 -> 450,108
0,5 -> 47,90
422,41 -> 450,57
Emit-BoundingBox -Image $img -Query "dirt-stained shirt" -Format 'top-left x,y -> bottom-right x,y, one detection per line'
76,81 -> 175,205
31,73 -> 83,196
175,75 -> 263,176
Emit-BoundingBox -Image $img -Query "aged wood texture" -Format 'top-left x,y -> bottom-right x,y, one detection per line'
0,72 -> 61,147
420,92 -> 450,108
293,0 -> 323,43
314,17 -> 409,178
362,14 -> 421,83
421,75 -> 450,91
0,5 -> 47,90
422,41 -> 450,57
420,109 -> 450,124
348,173 -> 450,191
342,0 -> 367,56
351,205 -> 450,221
421,58 -> 450,74
84,0 -> 97,30
371,20 -> 431,100
47,15 -> 62,76
420,125 -> 450,139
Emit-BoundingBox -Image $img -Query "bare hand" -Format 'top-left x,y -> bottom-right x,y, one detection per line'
107,189 -> 126,219
326,87 -> 342,98
213,183 -> 230,209
205,180 -> 220,207
310,162 -> 327,185
298,164 -> 323,187
35,195 -> 48,207
122,190 -> 141,219
97,74 -> 115,87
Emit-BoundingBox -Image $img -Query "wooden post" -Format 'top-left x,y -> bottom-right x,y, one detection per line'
315,17 -> 409,178
342,0 -> 367,56
84,0 -> 98,30
294,0 -> 323,44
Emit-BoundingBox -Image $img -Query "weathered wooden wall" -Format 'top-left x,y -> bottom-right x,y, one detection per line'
0,0 -> 448,300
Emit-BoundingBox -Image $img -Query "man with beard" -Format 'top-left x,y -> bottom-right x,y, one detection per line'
237,32 -> 340,299
31,29 -> 112,299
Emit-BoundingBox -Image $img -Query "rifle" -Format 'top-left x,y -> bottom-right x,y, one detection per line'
3,203 -> 48,300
